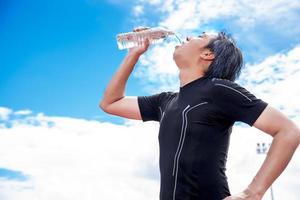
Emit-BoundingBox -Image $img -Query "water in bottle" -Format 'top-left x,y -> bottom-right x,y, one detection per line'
116,27 -> 182,50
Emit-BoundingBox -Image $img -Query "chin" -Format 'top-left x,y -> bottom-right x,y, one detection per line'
173,52 -> 184,67
173,58 -> 184,69
173,49 -> 180,61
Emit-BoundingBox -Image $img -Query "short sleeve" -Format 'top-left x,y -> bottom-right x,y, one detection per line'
137,92 -> 172,122
211,79 -> 268,126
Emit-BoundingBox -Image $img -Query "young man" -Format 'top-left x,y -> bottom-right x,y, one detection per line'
99,31 -> 300,200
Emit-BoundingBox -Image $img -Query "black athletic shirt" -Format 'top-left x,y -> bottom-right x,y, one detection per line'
137,77 -> 268,200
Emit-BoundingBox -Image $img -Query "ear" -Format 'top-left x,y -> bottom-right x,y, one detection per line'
200,50 -> 215,61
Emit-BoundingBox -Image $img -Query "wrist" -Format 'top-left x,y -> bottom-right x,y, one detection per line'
244,186 -> 264,200
126,51 -> 141,61
127,50 -> 143,58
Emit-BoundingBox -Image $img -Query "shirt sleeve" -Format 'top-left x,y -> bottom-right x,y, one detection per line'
211,79 -> 268,126
137,92 -> 172,122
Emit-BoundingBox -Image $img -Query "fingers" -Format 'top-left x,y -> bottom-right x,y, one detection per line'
136,37 -> 150,49
136,37 -> 148,47
128,27 -> 151,53
223,196 -> 234,200
144,38 -> 150,47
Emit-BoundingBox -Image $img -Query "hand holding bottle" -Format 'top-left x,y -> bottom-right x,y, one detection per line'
116,26 -> 175,51
128,27 -> 150,56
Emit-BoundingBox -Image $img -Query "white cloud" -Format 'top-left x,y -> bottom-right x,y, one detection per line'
134,43 -> 300,119
134,41 -> 180,93
0,179 -> 36,200
130,0 -> 300,94
134,0 -> 300,32
0,111 -> 161,200
238,45 -> 300,118
133,5 -> 144,16
0,107 -> 12,120
14,109 -> 33,115
227,124 -> 300,200
0,108 -> 299,199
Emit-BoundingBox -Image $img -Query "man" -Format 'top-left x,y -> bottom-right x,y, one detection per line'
99,30 -> 300,200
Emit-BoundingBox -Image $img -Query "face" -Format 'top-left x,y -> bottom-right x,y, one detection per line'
173,33 -> 215,69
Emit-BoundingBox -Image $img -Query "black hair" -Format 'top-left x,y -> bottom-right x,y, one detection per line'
204,32 -> 243,81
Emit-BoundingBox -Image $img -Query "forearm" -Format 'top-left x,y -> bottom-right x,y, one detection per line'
100,53 -> 140,107
247,126 -> 300,197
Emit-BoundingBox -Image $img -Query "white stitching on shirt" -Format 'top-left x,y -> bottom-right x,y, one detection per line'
214,83 -> 252,102
159,107 -> 165,122
172,102 -> 208,200
172,105 -> 190,176
159,95 -> 175,122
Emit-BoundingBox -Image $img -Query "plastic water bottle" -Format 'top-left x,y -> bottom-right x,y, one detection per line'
116,27 -> 179,50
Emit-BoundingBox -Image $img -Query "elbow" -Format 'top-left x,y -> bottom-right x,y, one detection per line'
99,100 -> 109,113
296,127 -> 300,146
279,123 -> 300,147
290,123 -> 300,146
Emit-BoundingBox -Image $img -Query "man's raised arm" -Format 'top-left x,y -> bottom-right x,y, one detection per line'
99,39 -> 149,120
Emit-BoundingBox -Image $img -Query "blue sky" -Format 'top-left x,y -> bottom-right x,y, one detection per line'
1,0 -> 299,125
0,0 -> 300,199
0,0 -> 144,123
0,168 -> 27,181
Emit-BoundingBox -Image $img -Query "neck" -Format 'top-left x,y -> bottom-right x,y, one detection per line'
179,67 -> 205,87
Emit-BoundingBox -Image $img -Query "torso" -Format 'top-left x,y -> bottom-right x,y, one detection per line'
158,77 -> 232,200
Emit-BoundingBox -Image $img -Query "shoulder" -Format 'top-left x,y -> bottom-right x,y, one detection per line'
208,77 -> 243,94
211,77 -> 241,88
159,91 -> 177,103
208,78 -> 254,102
160,91 -> 176,97
140,91 -> 176,105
